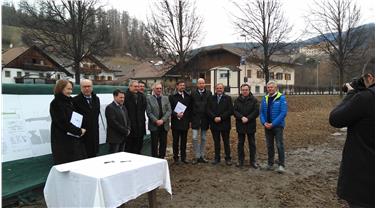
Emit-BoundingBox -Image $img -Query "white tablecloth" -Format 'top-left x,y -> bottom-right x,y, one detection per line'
44,152 -> 172,208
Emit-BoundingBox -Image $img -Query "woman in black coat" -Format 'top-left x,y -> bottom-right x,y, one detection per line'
50,80 -> 87,165
233,84 -> 259,168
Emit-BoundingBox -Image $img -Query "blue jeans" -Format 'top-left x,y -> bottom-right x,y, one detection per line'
265,127 -> 285,167
192,129 -> 207,159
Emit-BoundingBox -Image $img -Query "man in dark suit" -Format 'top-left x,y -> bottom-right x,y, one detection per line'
146,83 -> 172,158
124,80 -> 147,154
207,83 -> 234,165
105,89 -> 131,153
169,80 -> 191,164
191,78 -> 212,164
73,79 -> 100,158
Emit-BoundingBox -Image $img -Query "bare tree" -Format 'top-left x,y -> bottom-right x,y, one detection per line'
147,0 -> 203,70
19,0 -> 108,84
233,0 -> 292,85
307,0 -> 368,96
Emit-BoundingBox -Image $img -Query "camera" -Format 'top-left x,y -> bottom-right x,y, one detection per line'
342,77 -> 366,93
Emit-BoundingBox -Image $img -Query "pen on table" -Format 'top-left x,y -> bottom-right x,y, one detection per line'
104,160 -> 115,164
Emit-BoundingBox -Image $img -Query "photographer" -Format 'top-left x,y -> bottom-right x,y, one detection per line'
329,73 -> 375,208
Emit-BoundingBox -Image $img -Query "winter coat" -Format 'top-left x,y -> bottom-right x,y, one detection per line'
50,93 -> 86,165
207,94 -> 233,131
124,90 -> 147,138
233,94 -> 259,134
73,92 -> 100,157
259,92 -> 287,128
169,91 -> 192,130
329,85 -> 375,207
191,89 -> 212,130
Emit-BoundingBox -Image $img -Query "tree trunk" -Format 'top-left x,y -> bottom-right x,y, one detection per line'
74,62 -> 80,85
339,66 -> 344,97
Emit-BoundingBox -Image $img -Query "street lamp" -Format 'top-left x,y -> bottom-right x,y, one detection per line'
240,34 -> 247,78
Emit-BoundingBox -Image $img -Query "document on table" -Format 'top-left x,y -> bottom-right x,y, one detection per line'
174,102 -> 187,113
67,111 -> 83,137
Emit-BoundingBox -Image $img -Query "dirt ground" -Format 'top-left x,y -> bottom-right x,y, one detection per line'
121,95 -> 348,208
10,95 -> 349,208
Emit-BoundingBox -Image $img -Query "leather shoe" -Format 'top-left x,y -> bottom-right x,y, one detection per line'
199,157 -> 208,163
192,159 -> 199,165
250,162 -> 259,169
225,160 -> 232,166
212,160 -> 220,165
181,160 -> 189,164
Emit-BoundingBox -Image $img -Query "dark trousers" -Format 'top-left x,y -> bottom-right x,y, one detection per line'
151,128 -> 167,158
265,127 -> 285,167
125,136 -> 144,154
108,140 -> 126,154
238,133 -> 256,164
211,130 -> 231,161
172,129 -> 188,161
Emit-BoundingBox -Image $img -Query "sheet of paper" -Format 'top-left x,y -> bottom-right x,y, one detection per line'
70,111 -> 83,128
174,101 -> 187,113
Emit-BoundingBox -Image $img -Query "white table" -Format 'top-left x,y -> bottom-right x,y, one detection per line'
44,152 -> 172,208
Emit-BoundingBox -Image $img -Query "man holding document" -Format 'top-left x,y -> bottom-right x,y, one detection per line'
50,80 -> 87,165
169,81 -> 192,164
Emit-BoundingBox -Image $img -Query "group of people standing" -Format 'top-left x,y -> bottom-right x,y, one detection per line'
49,78 -> 288,173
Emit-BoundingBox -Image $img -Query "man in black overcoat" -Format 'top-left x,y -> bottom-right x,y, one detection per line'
124,80 -> 147,154
73,79 -> 100,158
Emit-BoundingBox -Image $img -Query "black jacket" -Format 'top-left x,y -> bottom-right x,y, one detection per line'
233,95 -> 259,134
105,101 -> 131,144
207,93 -> 233,131
191,89 -> 212,130
169,91 -> 192,130
124,90 -> 147,138
329,85 -> 375,207
73,92 -> 100,157
50,93 -> 86,165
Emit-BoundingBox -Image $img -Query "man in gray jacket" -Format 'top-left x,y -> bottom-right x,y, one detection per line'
146,83 -> 172,158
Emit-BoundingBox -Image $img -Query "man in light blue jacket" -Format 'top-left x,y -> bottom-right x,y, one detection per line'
260,80 -> 287,173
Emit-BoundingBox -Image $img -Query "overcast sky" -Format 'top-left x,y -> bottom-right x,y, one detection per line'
106,0 -> 375,48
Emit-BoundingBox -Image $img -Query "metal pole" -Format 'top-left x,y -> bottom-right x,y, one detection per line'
316,61 -> 319,92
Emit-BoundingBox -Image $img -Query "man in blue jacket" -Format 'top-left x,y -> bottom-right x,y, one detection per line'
260,80 -> 287,173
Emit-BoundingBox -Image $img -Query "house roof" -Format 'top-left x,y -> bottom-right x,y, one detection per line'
2,47 -> 29,66
112,61 -> 172,84
2,45 -> 73,76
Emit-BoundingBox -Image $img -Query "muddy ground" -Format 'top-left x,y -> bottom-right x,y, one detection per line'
9,95 -> 349,208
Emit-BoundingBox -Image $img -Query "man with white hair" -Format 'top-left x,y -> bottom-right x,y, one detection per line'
259,80 -> 288,173
73,79 -> 101,158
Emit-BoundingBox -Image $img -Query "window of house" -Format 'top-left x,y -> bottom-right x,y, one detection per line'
199,72 -> 205,79
17,71 -> 22,77
101,76 -> 106,80
25,72 -> 30,77
220,73 -> 228,78
32,58 -> 37,64
269,72 -> 274,79
57,74 -> 61,79
285,73 -> 291,80
276,73 -> 283,80
108,76 -> 112,81
247,70 -> 252,78
40,60 -> 44,65
5,71 -> 11,77
39,73 -> 44,78
255,86 -> 260,93
95,76 -> 99,80
257,71 -> 264,78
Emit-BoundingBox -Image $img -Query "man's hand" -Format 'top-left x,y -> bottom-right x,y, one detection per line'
177,112 -> 184,119
155,120 -> 164,126
241,117 -> 248,124
214,117 -> 221,123
80,128 -> 86,137
264,123 -> 272,129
